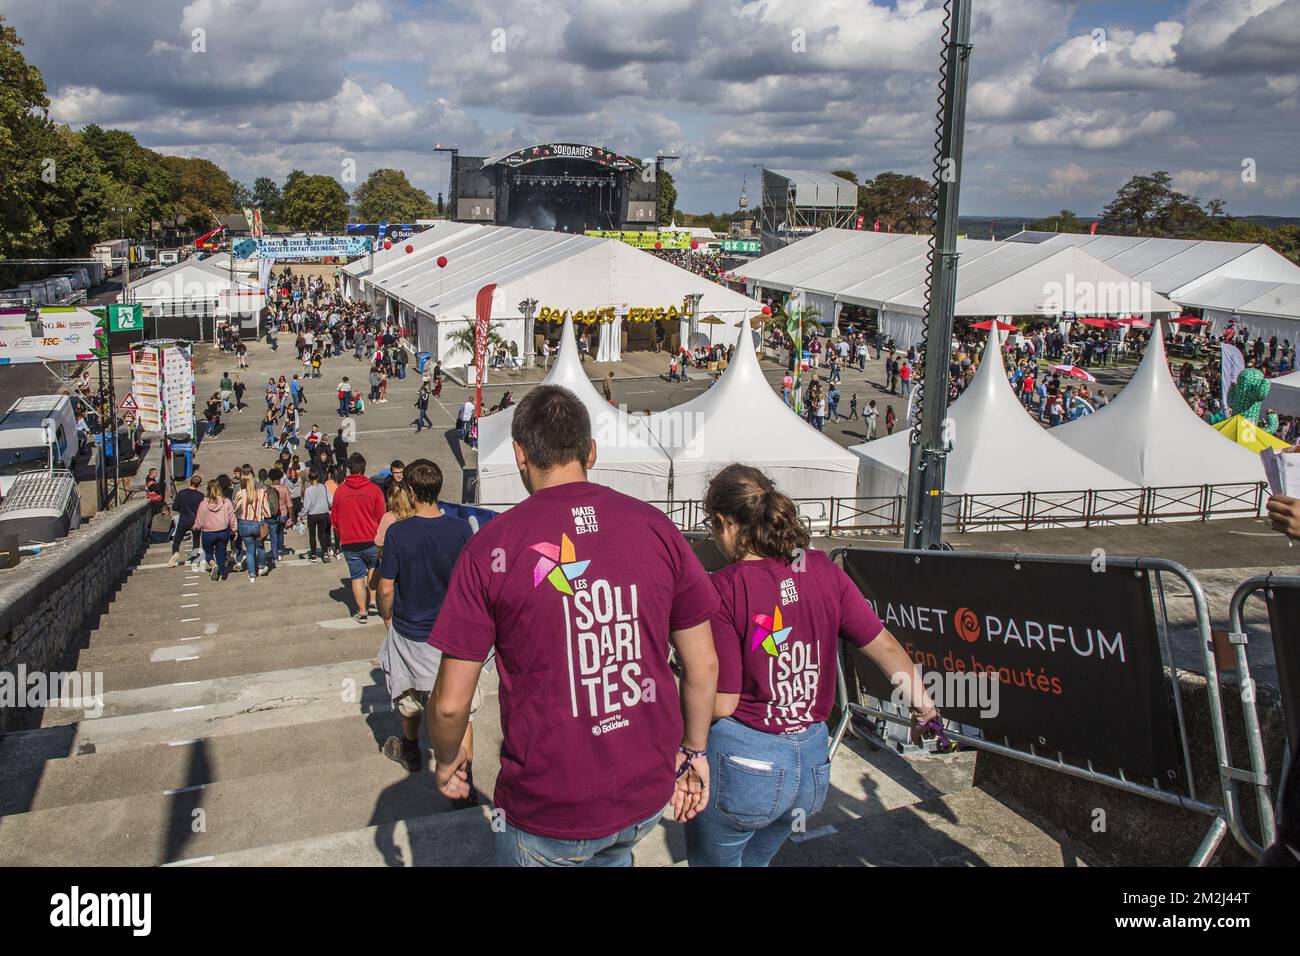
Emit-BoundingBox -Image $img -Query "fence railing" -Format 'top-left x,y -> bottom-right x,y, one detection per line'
477,482 -> 1266,535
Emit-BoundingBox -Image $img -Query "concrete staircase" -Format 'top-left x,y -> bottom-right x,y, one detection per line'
0,540 -> 1090,867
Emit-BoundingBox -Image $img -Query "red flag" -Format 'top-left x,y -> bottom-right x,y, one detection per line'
1090,221 -> 1098,235
873,219 -> 880,232
474,283 -> 497,417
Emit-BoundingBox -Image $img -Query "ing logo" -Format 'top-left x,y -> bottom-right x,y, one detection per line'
953,607 -> 980,643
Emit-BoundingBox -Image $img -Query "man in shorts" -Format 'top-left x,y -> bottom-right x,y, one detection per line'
377,459 -> 479,785
331,452 -> 386,621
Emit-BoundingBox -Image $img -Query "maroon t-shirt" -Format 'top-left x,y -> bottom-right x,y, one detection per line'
711,549 -> 883,734
430,481 -> 718,840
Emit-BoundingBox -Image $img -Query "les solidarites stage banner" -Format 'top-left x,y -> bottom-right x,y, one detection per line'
840,548 -> 1183,785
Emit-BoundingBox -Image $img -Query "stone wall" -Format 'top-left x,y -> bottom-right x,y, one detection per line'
0,500 -> 150,734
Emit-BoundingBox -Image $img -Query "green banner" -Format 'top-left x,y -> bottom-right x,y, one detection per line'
109,303 -> 143,333
721,239 -> 760,253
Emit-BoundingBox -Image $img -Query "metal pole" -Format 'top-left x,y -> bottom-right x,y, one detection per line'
904,0 -> 973,551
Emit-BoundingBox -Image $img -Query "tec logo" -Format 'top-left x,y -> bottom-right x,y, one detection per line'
954,607 -> 980,643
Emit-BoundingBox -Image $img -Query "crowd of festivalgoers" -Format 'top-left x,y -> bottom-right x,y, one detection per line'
647,246 -> 728,281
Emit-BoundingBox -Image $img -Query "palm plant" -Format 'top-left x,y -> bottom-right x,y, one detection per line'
446,319 -> 508,364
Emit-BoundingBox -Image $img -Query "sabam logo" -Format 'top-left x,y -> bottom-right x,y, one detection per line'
49,886 -> 151,936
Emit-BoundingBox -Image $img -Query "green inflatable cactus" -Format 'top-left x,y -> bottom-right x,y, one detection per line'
1228,368 -> 1275,433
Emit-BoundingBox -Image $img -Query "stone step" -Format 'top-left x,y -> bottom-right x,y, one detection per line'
76,628 -> 382,695
0,750 -> 492,866
193,785 -> 1077,868
1,706 -> 504,817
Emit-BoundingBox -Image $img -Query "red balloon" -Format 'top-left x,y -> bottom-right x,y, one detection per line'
654,242 -> 662,249
690,240 -> 699,250
383,238 -> 392,250
761,305 -> 772,316
436,255 -> 448,268
405,244 -> 414,254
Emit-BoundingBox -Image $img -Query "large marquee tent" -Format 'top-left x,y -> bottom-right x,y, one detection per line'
475,316 -> 671,505
342,223 -> 758,365
1053,320 -> 1265,488
737,229 -> 1176,347
849,331 -> 1135,526
649,320 -> 858,509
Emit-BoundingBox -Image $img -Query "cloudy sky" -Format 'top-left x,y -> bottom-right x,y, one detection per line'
7,0 -> 1300,217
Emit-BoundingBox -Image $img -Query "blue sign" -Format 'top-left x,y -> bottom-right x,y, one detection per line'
233,235 -> 375,260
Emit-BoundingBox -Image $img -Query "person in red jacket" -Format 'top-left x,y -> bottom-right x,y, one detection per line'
331,452 -> 387,622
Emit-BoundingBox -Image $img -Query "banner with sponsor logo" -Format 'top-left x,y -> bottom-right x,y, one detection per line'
231,235 -> 375,260
840,548 -> 1182,784
0,307 -> 103,365
584,230 -> 692,250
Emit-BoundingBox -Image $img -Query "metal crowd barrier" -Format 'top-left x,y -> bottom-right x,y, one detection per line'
826,547 -> 1253,867
1224,574 -> 1299,858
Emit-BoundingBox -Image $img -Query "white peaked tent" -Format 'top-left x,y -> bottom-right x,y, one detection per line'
850,333 -> 1136,524
1054,320 -> 1265,488
651,321 -> 859,505
1260,367 -> 1300,419
475,316 -> 671,504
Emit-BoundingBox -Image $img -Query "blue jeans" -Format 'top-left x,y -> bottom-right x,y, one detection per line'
201,530 -> 231,578
685,717 -> 831,868
494,810 -> 663,867
264,423 -> 275,445
266,517 -> 284,562
236,519 -> 264,579
339,396 -> 349,417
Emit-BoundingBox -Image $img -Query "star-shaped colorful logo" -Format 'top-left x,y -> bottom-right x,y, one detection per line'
751,606 -> 793,657
530,533 -> 590,596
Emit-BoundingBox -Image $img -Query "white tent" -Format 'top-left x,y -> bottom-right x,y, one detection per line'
739,229 -> 1177,347
1174,277 -> 1300,346
475,316 -> 672,505
650,320 -> 858,513
850,333 -> 1136,526
343,224 -> 759,365
1252,367 -> 1300,419
1054,320 -> 1265,488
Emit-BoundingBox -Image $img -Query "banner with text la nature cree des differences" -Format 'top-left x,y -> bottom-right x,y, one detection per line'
841,548 -> 1182,785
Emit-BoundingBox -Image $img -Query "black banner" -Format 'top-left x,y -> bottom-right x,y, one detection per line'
840,548 -> 1183,786
1265,581 -> 1300,754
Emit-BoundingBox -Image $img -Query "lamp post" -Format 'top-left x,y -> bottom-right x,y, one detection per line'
519,297 -> 538,368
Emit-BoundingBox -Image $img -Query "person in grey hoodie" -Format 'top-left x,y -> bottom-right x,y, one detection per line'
302,468 -> 334,563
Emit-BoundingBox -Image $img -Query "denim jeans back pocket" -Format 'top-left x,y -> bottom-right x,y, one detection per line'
810,762 -> 833,817
716,753 -> 786,828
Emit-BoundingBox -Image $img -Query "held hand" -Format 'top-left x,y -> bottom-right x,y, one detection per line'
908,705 -> 940,748
434,746 -> 470,800
1266,495 -> 1300,539
671,751 -> 710,822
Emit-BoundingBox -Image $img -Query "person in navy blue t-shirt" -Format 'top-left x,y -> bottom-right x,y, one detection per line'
376,459 -> 475,782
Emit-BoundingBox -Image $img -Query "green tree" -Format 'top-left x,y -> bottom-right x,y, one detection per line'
858,171 -> 935,234
280,173 -> 349,232
1028,209 -> 1091,233
252,176 -> 282,222
830,169 -> 859,184
1099,171 -> 1210,238
352,168 -> 436,223
158,154 -> 238,228
0,14 -> 53,259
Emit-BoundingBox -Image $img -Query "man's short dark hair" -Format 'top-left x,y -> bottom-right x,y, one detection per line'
390,459 -> 404,472
269,467 -> 283,481
511,385 -> 591,471
347,452 -> 366,475
405,459 -> 443,504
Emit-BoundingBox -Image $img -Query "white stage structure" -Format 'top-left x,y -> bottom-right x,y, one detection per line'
650,321 -> 858,513
1054,321 -> 1265,488
476,316 -> 671,505
850,332 -> 1136,528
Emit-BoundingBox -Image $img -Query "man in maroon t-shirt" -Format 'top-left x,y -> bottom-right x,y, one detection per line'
429,385 -> 719,866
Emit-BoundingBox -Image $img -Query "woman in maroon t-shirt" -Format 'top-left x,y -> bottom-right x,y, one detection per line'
685,463 -> 939,867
